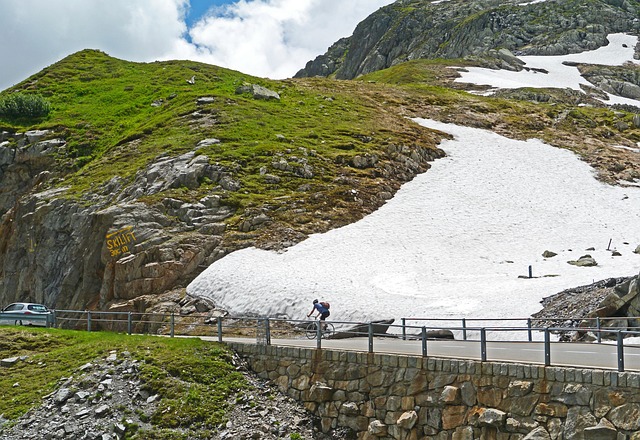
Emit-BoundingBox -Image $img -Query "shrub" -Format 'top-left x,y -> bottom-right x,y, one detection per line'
0,92 -> 51,118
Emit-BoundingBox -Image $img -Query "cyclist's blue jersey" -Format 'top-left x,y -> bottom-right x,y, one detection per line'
314,303 -> 329,314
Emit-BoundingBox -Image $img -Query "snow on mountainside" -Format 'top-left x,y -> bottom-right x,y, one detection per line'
188,33 -> 640,324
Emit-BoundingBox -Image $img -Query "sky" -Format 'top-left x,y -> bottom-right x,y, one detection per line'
187,33 -> 640,336
0,0 -> 394,91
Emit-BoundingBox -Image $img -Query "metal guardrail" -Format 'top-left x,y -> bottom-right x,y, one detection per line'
3,310 -> 640,372
0,312 -> 53,326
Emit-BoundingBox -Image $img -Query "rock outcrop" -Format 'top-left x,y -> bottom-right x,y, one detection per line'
295,0 -> 640,80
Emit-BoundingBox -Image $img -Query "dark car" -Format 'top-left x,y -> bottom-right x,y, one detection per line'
0,302 -> 52,326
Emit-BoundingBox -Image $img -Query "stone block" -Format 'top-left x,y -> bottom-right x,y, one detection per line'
508,380 -> 533,397
402,396 -> 415,411
592,371 -> 604,386
452,426 -> 474,440
368,420 -> 387,437
407,373 -> 428,395
397,410 -> 418,429
478,387 -> 503,407
583,418 -> 618,440
478,408 -> 507,428
442,405 -> 467,430
440,386 -> 461,404
535,402 -> 568,418
608,403 -> 640,430
387,396 -> 403,411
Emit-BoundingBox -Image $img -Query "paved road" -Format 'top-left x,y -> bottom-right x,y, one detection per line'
220,336 -> 640,372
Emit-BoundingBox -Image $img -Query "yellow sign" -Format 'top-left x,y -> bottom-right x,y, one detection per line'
106,226 -> 137,257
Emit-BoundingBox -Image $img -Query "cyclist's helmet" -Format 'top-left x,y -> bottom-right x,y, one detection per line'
313,299 -> 318,304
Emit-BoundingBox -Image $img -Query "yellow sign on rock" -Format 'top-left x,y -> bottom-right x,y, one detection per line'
106,226 -> 137,257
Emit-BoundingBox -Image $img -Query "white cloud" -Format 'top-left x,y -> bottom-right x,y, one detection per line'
0,0 -> 394,91
180,0 -> 394,78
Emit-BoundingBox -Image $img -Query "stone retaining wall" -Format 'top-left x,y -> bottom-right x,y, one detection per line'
229,343 -> 640,440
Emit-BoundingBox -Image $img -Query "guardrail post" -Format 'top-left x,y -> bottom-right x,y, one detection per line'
480,328 -> 487,362
462,318 -> 467,341
402,318 -> 406,341
544,328 -> 551,366
527,318 -> 532,342
127,312 -> 132,335
617,331 -> 625,372
368,322 -> 374,353
597,318 -> 601,343
217,317 -> 223,342
421,327 -> 427,357
87,311 -> 92,332
170,313 -> 175,338
265,318 -> 271,345
316,323 -> 322,349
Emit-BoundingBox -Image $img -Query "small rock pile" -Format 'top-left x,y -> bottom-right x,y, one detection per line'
0,351 -> 350,439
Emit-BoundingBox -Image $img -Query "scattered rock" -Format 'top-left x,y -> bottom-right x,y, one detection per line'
567,255 -> 598,267
235,83 -> 281,100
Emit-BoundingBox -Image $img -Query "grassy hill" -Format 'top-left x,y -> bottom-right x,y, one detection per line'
0,50 -> 445,244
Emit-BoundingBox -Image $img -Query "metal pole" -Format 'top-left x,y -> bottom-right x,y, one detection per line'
265,318 -> 271,345
597,318 -> 601,343
544,328 -> 551,366
528,265 -> 533,278
617,331 -> 625,372
421,326 -> 427,357
170,313 -> 175,338
127,312 -> 132,335
217,317 -> 223,342
316,322 -> 322,349
402,318 -> 406,341
368,322 -> 374,353
462,318 -> 467,341
527,318 -> 532,342
480,328 -> 487,362
87,311 -> 92,332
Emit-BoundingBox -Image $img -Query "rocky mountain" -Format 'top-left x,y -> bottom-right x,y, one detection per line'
295,0 -> 640,80
1,0 -> 640,319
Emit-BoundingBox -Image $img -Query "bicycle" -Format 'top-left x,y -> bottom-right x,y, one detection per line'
304,318 -> 335,339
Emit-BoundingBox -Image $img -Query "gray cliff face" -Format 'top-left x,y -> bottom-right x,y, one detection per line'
0,135 -> 232,311
295,0 -> 640,80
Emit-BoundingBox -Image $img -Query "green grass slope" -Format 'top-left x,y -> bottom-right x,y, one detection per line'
0,50 -> 443,246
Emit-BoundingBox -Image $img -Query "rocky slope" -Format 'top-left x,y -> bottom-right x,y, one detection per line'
296,0 -> 640,80
0,348 -> 350,440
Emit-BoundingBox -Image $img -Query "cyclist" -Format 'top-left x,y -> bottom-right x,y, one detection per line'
307,299 -> 330,332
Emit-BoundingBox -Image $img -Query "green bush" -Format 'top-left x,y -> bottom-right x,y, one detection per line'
0,92 -> 51,118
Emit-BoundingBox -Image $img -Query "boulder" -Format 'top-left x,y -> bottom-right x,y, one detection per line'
568,255 -> 598,267
235,83 -> 280,100
330,319 -> 395,339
